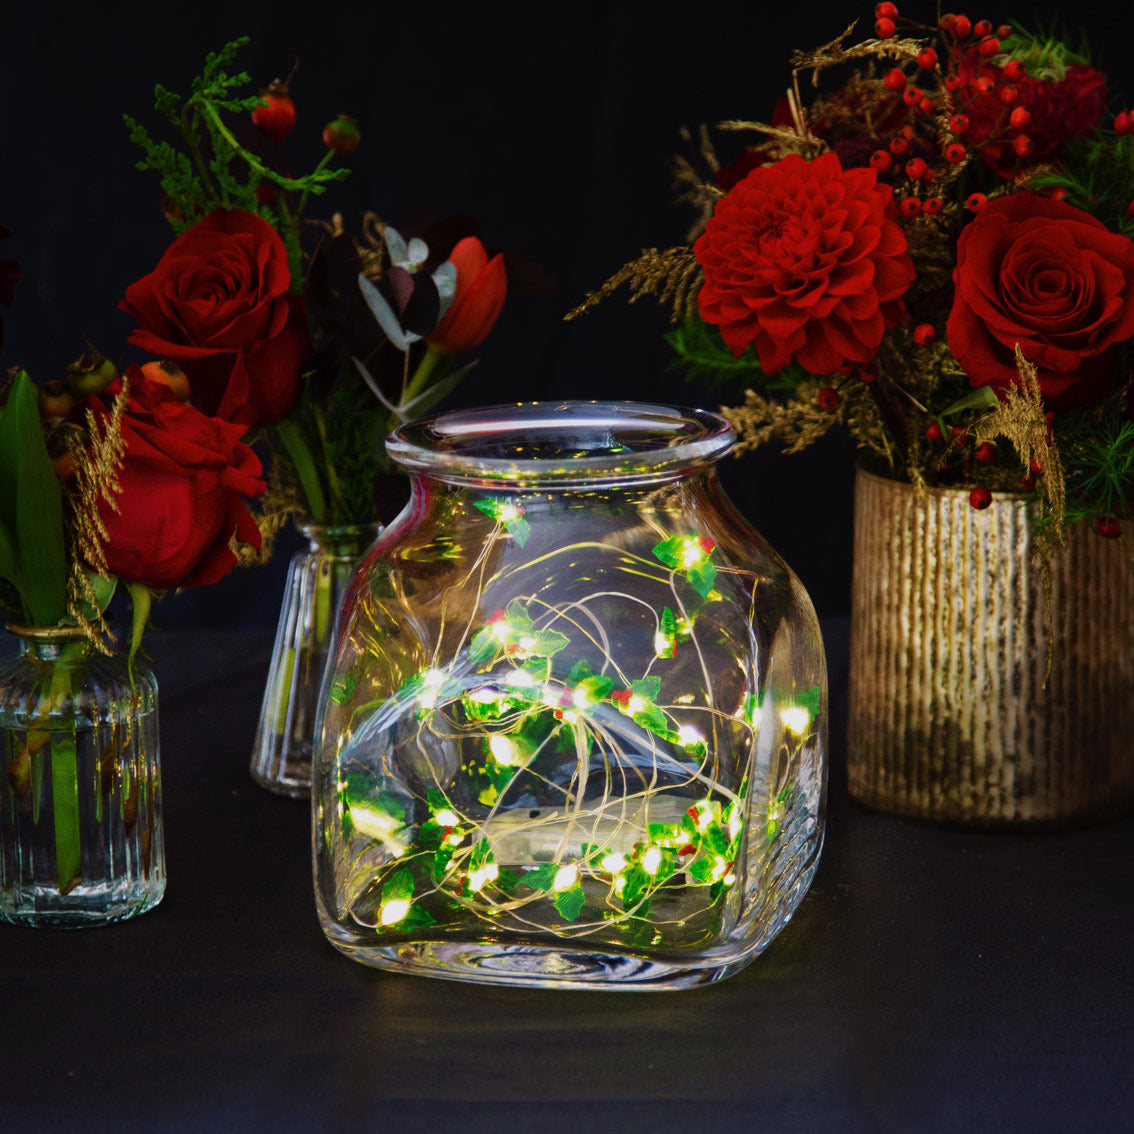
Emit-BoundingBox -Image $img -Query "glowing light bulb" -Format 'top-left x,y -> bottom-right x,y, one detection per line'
780,706 -> 811,735
492,621 -> 512,642
553,864 -> 579,890
677,724 -> 703,748
628,695 -> 646,714
654,631 -> 673,657
498,503 -> 520,523
681,539 -> 703,568
601,852 -> 626,874
642,845 -> 663,875
489,735 -> 521,766
434,808 -> 460,827
380,898 -> 410,925
728,809 -> 742,839
467,868 -> 488,892
505,668 -> 534,686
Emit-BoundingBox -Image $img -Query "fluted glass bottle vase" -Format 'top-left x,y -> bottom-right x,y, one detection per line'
251,520 -> 381,798
313,402 -> 827,990
0,626 -> 164,927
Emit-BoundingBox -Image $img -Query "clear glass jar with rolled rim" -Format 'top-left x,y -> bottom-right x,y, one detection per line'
312,401 -> 827,989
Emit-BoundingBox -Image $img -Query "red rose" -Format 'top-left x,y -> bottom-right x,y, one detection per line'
694,152 -> 916,374
91,365 -> 266,590
954,49 -> 1106,179
946,195 -> 1134,409
120,210 -> 309,428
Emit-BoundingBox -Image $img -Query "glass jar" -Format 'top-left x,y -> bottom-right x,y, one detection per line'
0,626 -> 164,927
251,520 -> 381,798
313,402 -> 827,989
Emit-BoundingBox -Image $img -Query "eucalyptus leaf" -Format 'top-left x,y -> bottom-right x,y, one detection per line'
358,273 -> 417,352
941,385 -> 1000,416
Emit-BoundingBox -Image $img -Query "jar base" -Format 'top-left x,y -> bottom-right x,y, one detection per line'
249,759 -> 311,799
319,932 -> 762,991
0,878 -> 165,928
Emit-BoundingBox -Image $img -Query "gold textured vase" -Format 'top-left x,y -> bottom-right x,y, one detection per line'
848,466 -> 1134,827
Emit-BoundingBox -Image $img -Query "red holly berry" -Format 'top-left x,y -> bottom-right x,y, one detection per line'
1020,474 -> 1036,491
950,113 -> 970,134
999,83 -> 1019,104
944,73 -> 961,91
870,149 -> 894,172
1003,59 -> 1026,82
1030,455 -> 1044,476
966,192 -> 988,212
953,15 -> 972,38
922,197 -> 943,215
905,157 -> 928,180
876,1 -> 899,16
917,48 -> 939,69
817,388 -> 840,410
899,197 -> 922,218
903,85 -> 924,106
890,136 -> 910,155
875,16 -> 897,37
997,25 -> 1013,39
979,35 -> 1001,57
1094,516 -> 1122,539
969,486 -> 992,509
1115,111 -> 1133,136
322,114 -> 361,154
1009,106 -> 1031,129
950,426 -> 969,447
860,365 -> 878,383
884,68 -> 908,91
974,76 -> 996,94
974,441 -> 996,462
940,13 -> 958,31
945,142 -> 967,163
974,18 -> 993,36
698,535 -> 716,554
251,80 -> 297,144
1013,134 -> 1035,157
919,97 -> 934,115
913,323 -> 936,345
926,421 -> 944,442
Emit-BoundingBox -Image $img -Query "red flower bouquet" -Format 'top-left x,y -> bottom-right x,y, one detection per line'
575,6 -> 1134,536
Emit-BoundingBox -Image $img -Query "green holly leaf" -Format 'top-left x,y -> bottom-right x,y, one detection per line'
554,883 -> 586,922
381,867 -> 414,903
426,788 -> 450,814
470,837 -> 493,870
506,515 -> 531,547
687,560 -> 717,600
532,629 -> 570,657
431,846 -> 454,883
798,684 -> 822,719
494,868 -> 522,896
651,536 -> 684,570
418,819 -> 444,850
620,863 -> 650,910
635,703 -> 669,736
505,598 -> 534,631
630,676 -> 661,701
523,863 -> 559,891
469,626 -> 497,663
568,659 -> 594,684
575,674 -> 613,702
689,857 -> 715,884
399,905 -> 436,931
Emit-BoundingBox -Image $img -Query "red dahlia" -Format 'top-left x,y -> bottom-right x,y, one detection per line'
694,151 -> 916,374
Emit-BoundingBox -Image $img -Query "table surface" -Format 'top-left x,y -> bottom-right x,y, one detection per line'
2,620 -> 1131,1134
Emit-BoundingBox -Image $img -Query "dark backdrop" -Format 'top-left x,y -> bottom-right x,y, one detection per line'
3,0 -> 1128,626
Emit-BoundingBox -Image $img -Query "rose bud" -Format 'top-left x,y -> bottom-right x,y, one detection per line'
426,236 -> 507,355
38,378 -> 75,419
322,114 -> 361,154
141,359 -> 191,403
65,350 -> 119,399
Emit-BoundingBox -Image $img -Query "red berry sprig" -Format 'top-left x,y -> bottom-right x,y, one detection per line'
968,486 -> 992,510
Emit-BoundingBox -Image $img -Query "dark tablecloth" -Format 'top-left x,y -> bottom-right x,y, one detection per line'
2,620 -> 1130,1133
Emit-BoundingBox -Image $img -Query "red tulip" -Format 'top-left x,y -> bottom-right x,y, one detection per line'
427,237 -> 506,354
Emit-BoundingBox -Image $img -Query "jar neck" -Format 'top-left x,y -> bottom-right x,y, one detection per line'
295,518 -> 383,556
8,625 -> 93,664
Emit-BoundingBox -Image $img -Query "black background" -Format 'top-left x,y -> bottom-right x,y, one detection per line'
3,0 -> 1130,627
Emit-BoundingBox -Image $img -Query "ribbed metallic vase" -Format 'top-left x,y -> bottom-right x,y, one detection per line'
848,466 -> 1134,826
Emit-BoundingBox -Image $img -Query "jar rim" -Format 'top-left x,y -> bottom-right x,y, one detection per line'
6,623 -> 90,642
386,401 -> 735,487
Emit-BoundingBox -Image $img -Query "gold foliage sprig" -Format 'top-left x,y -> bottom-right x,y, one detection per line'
65,374 -> 131,650
723,378 -> 841,456
237,456 -> 303,568
564,247 -> 702,324
974,348 -> 1066,540
791,20 -> 923,85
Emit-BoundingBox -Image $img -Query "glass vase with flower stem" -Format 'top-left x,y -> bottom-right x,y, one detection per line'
313,401 -> 827,990
0,625 -> 163,927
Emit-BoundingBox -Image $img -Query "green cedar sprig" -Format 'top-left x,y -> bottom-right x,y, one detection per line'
124,37 -> 350,281
1058,414 -> 1134,525
664,315 -> 805,398
1027,134 -> 1134,238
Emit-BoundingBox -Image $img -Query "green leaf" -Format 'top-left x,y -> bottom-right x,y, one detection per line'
797,684 -> 822,719
0,372 -> 68,625
0,516 -> 23,599
620,863 -> 650,910
381,867 -> 414,903
689,857 -> 715,884
576,674 -> 613,702
651,536 -> 684,569
507,515 -> 531,547
523,863 -> 559,891
532,629 -> 570,657
504,598 -> 534,631
635,703 -> 669,736
494,868 -> 521,896
554,884 -> 586,922
125,581 -> 152,661
470,837 -> 493,870
688,560 -> 717,600
82,569 -> 118,616
399,905 -> 436,931
426,788 -> 450,813
568,659 -> 594,684
630,676 -> 661,701
418,819 -> 444,850
468,627 -> 497,663
940,386 -> 1000,416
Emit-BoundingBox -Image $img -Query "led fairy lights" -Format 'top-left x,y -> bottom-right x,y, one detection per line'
333,491 -> 821,941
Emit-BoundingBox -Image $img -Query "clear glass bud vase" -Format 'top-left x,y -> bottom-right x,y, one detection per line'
251,520 -> 381,798
313,403 -> 827,990
0,626 -> 164,927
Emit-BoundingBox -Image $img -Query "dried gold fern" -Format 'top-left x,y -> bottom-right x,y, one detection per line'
564,247 -> 702,324
723,378 -> 840,456
237,457 -> 303,567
